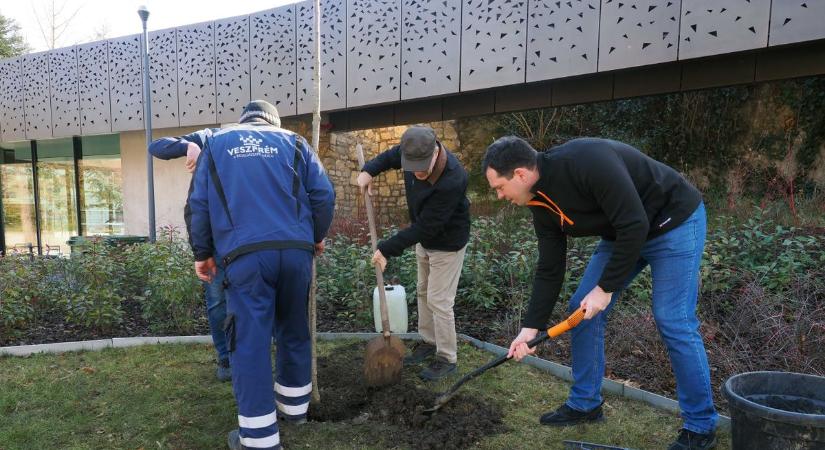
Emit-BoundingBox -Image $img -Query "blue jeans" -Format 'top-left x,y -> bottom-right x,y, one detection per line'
204,262 -> 229,361
566,203 -> 717,434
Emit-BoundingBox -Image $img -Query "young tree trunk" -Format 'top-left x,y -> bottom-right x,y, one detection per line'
309,0 -> 323,405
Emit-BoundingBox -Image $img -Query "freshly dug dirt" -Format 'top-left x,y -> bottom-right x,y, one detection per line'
311,342 -> 508,450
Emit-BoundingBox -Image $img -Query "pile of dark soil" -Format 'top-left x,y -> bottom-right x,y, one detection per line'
312,342 -> 508,450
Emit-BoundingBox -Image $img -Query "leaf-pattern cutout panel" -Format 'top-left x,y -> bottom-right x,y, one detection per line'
680,0 -> 770,60
297,0 -> 347,114
347,0 -> 401,107
0,58 -> 25,141
49,47 -> 80,138
216,15 -> 251,123
401,0 -> 461,99
598,0 -> 681,72
770,0 -> 825,46
148,28 -> 180,129
22,52 -> 52,139
460,0 -> 528,91
527,0 -> 600,82
251,6 -> 297,117
177,22 -> 217,126
108,35 -> 144,132
78,41 -> 112,135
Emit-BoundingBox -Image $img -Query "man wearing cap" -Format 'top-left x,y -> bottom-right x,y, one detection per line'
356,126 -> 470,380
188,100 -> 336,450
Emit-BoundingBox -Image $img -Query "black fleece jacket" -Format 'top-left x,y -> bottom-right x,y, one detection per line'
362,144 -> 470,257
523,138 -> 702,329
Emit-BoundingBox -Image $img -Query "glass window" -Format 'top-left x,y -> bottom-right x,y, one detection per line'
0,141 -> 36,254
79,134 -> 124,236
36,138 -> 78,256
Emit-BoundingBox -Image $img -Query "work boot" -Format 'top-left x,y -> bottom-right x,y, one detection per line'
227,429 -> 241,450
278,412 -> 308,425
216,358 -> 232,382
667,428 -> 717,450
539,402 -> 604,426
404,342 -> 436,365
419,356 -> 457,380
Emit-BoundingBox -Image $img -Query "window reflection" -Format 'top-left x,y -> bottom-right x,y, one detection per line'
79,135 -> 124,236
0,142 -> 36,254
36,138 -> 78,256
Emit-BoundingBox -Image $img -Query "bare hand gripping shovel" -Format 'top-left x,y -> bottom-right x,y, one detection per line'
422,307 -> 586,415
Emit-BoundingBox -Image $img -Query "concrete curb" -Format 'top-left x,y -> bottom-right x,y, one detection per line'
0,331 -> 729,430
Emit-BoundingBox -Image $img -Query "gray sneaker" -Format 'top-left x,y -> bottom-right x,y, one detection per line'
227,429 -> 241,450
419,356 -> 457,380
216,358 -> 232,382
404,342 -> 436,365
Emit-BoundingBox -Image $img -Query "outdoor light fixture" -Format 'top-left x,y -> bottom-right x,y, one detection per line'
138,5 -> 156,242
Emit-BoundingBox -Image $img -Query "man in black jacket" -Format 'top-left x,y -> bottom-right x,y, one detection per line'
482,137 -> 717,450
357,126 -> 470,380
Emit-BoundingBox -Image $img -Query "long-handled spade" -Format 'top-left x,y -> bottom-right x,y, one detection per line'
422,307 -> 586,415
358,143 -> 405,387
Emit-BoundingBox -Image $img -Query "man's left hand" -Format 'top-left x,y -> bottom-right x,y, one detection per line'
315,240 -> 326,256
579,285 -> 613,320
371,250 -> 387,272
195,257 -> 217,282
185,142 -> 201,174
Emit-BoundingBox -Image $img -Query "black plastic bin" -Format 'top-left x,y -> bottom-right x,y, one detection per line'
67,235 -> 149,255
724,371 -> 825,450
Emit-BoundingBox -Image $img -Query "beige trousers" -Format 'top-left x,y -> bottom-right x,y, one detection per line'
415,243 -> 467,364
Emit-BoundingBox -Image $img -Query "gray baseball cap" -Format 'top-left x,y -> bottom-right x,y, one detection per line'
400,126 -> 437,172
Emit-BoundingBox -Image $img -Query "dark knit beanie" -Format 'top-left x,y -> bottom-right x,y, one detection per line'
239,100 -> 281,127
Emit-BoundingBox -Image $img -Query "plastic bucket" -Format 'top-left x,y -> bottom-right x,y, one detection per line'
724,371 -> 825,449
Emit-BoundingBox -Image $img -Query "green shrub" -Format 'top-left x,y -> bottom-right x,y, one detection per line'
126,227 -> 202,334
61,238 -> 126,332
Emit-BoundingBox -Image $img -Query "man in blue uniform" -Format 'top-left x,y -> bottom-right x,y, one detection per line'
188,100 -> 336,450
150,127 -> 231,382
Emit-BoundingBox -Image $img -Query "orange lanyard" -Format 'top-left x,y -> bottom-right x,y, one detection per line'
526,190 -> 574,229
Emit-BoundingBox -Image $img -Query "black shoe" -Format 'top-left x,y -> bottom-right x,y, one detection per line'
278,412 -> 308,425
419,356 -> 457,380
539,402 -> 604,426
668,428 -> 717,450
404,342 -> 436,365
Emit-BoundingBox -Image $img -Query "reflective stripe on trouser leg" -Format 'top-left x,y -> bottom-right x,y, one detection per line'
226,251 -> 281,450
273,248 -> 313,421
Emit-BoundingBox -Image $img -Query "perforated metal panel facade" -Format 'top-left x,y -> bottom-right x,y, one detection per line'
598,0 -> 681,72
177,22 -> 217,126
297,0 -> 347,114
22,52 -> 52,139
148,29 -> 180,129
769,1 -> 825,46
0,58 -> 25,141
679,0 -> 770,60
401,0 -> 461,99
49,47 -> 80,138
527,0 -> 600,82
108,35 -> 144,132
251,6 -> 297,117
215,15 -> 251,123
347,0 -> 401,107
78,42 -> 112,135
460,0 -> 528,92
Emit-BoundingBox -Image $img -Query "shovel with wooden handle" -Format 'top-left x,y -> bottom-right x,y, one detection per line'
422,307 -> 586,415
357,143 -> 405,387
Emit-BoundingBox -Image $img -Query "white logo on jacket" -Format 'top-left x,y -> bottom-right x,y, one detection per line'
227,135 -> 279,158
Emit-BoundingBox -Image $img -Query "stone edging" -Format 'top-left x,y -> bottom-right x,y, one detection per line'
0,332 -> 729,430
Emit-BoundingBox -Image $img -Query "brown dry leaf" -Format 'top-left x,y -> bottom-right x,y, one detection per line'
81,367 -> 96,374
